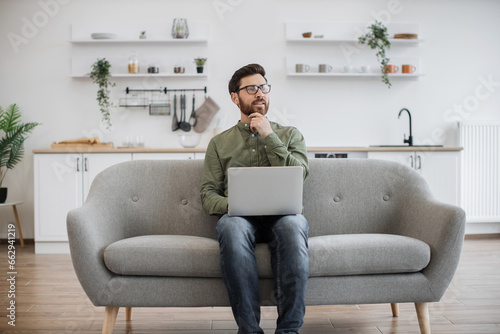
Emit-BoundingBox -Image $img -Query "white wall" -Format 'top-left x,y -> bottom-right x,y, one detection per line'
1,0 -> 499,239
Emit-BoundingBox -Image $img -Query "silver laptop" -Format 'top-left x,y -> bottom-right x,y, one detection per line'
227,166 -> 304,216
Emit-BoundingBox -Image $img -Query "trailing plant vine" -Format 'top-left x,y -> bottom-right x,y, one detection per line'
90,58 -> 115,129
358,21 -> 392,88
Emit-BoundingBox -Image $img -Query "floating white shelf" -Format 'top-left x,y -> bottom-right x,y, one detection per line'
70,38 -> 208,45
71,73 -> 207,79
71,22 -> 210,41
286,38 -> 424,45
287,72 -> 424,78
70,22 -> 210,79
285,22 -> 423,83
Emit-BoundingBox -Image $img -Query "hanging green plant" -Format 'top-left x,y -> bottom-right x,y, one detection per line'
358,21 -> 392,88
89,58 -> 115,129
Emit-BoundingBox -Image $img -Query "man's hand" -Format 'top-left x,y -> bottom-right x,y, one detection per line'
248,113 -> 273,138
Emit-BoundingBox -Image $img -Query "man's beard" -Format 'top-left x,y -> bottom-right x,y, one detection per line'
239,97 -> 269,116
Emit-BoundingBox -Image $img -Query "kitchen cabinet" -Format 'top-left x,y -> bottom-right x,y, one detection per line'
34,153 -> 131,253
34,154 -> 82,245
367,151 -> 460,206
285,22 -> 423,80
33,151 -> 209,253
82,153 -> 132,200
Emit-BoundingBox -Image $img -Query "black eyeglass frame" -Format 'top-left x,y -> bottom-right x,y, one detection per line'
235,84 -> 272,95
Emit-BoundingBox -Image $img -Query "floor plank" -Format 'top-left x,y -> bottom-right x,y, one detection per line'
0,238 -> 499,333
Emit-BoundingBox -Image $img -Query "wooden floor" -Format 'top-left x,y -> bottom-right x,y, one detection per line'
0,238 -> 499,334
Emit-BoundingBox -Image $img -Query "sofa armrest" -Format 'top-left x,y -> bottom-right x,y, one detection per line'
396,198 -> 466,300
67,200 -> 128,306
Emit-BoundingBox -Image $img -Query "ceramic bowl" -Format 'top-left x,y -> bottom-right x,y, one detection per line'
178,134 -> 201,148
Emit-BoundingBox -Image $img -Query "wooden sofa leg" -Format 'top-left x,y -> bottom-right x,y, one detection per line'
391,303 -> 399,317
102,306 -> 119,334
125,307 -> 132,321
415,302 -> 431,334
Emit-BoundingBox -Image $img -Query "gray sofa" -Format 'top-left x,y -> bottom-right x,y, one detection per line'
67,159 -> 466,334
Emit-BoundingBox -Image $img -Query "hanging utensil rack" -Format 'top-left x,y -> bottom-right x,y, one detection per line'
166,87 -> 207,94
119,86 -> 207,116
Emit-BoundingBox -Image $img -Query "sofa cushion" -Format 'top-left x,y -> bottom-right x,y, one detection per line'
103,235 -> 222,277
308,234 -> 430,276
103,234 -> 430,278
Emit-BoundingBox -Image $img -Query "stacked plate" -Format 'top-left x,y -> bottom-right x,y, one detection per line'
90,33 -> 117,40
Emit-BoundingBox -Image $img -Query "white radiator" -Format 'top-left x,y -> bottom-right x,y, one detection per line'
459,121 -> 500,223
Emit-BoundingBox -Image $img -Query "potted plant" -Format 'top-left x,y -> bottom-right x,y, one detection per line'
194,58 -> 207,74
358,21 -> 392,88
0,104 -> 40,203
89,58 -> 115,129
139,31 -> 147,39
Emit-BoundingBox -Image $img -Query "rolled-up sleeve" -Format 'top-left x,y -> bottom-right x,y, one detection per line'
200,139 -> 228,215
264,128 -> 309,181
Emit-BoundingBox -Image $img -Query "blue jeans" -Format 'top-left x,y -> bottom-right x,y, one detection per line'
216,214 -> 309,334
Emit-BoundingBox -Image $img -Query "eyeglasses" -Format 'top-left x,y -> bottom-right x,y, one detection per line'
236,84 -> 271,95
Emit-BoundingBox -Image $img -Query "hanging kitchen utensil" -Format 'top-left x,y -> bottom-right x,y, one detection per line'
171,93 -> 179,131
179,93 -> 191,132
189,92 -> 197,127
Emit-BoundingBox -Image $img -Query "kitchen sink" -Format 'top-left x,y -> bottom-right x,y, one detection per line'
369,145 -> 444,147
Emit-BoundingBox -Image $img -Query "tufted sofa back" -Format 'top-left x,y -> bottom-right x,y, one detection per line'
85,158 -> 431,240
303,159 -> 431,237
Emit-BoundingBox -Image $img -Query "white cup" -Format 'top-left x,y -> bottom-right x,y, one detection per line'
343,65 -> 354,73
360,65 -> 371,73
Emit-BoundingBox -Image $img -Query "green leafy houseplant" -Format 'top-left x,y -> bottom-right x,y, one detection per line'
194,58 -> 207,74
90,58 -> 115,129
194,58 -> 207,67
358,21 -> 392,88
0,104 -> 40,201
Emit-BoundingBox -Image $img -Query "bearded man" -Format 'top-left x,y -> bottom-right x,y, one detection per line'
200,63 -> 309,334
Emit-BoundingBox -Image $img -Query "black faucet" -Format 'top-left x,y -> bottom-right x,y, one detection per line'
398,108 -> 413,146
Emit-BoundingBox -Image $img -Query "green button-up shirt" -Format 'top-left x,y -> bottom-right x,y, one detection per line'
200,121 -> 309,215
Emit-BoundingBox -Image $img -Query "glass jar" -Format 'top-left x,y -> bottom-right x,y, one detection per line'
171,18 -> 189,39
128,52 -> 139,74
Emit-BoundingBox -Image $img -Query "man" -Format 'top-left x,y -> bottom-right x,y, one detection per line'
200,63 -> 309,334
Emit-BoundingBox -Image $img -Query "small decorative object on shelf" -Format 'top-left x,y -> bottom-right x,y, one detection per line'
89,58 -> 116,129
128,51 -> 140,74
358,21 -> 392,88
0,104 -> 40,203
171,18 -> 189,39
147,65 -> 159,74
139,31 -> 147,39
194,58 -> 207,73
394,33 -> 418,39
174,66 -> 185,74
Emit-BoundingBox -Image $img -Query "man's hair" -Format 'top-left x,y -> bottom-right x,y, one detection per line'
228,63 -> 267,94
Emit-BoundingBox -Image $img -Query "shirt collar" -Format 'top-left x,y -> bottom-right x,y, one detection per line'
236,121 -> 255,134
